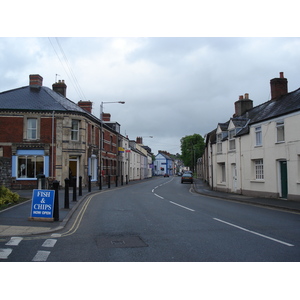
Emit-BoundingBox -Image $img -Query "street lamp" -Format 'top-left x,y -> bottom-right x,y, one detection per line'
100,101 -> 125,120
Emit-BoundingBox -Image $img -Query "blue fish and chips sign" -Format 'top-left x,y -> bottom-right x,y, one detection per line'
30,189 -> 55,221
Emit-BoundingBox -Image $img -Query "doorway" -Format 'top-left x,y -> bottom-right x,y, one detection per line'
280,161 -> 288,198
69,156 -> 79,186
232,164 -> 237,192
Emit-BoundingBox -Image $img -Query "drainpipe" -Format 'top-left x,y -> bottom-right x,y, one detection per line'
52,111 -> 54,179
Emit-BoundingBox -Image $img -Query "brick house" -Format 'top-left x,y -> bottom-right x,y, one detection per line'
0,74 -> 120,189
200,72 -> 300,200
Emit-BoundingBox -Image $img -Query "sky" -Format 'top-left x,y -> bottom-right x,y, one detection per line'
1,2 -> 300,157
1,36 -> 300,155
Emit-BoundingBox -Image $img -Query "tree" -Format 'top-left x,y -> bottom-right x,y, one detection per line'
180,134 -> 205,172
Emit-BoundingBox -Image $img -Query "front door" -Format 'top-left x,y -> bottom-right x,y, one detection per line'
280,161 -> 288,198
232,164 -> 237,192
69,156 -> 78,187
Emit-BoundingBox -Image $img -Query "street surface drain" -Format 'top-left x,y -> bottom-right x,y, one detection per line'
97,235 -> 148,248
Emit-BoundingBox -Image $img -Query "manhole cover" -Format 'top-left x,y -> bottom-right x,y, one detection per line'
96,235 -> 148,248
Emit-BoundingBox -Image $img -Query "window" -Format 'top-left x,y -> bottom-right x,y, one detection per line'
71,120 -> 79,141
229,129 -> 236,150
255,159 -> 264,180
255,126 -> 262,146
217,133 -> 222,153
27,118 -> 37,140
18,155 -> 44,178
276,120 -> 285,142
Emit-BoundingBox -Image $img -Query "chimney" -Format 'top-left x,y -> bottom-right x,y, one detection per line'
102,113 -> 111,121
234,93 -> 253,117
29,74 -> 43,88
136,137 -> 143,144
78,100 -> 93,113
270,72 -> 288,100
52,79 -> 67,97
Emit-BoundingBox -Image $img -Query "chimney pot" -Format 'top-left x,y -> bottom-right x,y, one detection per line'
52,79 -> 67,97
244,93 -> 249,99
239,95 -> 243,100
280,72 -> 284,78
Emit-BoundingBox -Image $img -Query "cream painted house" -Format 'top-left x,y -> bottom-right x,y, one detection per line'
201,72 -> 300,200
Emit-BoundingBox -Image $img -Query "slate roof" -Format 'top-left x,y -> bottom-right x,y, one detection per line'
0,85 -> 85,113
211,87 -> 300,138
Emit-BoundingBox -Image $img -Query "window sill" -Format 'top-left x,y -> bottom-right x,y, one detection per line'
254,145 -> 262,148
275,141 -> 285,144
250,180 -> 265,183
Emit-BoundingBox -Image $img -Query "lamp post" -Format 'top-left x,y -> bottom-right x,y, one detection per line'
99,101 -> 125,189
100,101 -> 125,120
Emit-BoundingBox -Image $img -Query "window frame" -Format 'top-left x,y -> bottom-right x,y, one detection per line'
255,126 -> 262,146
228,129 -> 236,151
71,119 -> 80,141
217,133 -> 223,153
254,159 -> 264,180
276,120 -> 285,143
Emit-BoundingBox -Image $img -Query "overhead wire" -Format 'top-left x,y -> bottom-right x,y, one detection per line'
48,37 -> 87,101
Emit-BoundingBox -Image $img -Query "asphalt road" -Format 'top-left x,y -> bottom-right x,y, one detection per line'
1,176 -> 300,262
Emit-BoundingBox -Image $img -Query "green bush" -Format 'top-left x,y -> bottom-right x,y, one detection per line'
0,186 -> 20,206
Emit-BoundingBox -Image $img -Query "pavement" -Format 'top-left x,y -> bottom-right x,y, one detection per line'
1,177 -> 300,238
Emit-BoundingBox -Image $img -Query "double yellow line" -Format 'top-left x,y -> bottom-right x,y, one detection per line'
60,192 -> 99,237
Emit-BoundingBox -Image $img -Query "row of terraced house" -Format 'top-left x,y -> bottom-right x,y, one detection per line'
198,72 -> 300,201
0,74 -> 153,189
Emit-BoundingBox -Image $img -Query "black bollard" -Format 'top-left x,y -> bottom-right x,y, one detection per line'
64,178 -> 70,209
121,175 -> 123,186
126,175 -> 128,185
99,175 -> 102,190
79,176 -> 82,196
88,175 -> 91,192
72,176 -> 77,202
115,175 -> 118,187
108,175 -> 110,189
53,180 -> 60,221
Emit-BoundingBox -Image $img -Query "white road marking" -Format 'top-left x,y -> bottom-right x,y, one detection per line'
32,250 -> 51,262
169,201 -> 195,212
5,237 -> 23,246
42,239 -> 57,248
51,233 -> 62,237
154,193 -> 164,199
213,218 -> 294,247
0,248 -> 12,259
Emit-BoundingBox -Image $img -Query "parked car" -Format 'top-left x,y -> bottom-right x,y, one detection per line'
164,173 -> 169,177
177,172 -> 182,176
181,173 -> 193,184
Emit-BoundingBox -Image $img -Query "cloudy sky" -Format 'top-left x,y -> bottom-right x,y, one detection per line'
1,2 -> 299,156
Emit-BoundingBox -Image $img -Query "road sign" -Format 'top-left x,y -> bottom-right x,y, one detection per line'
30,189 -> 55,221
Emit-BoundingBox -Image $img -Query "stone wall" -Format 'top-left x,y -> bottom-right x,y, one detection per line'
0,158 -> 12,188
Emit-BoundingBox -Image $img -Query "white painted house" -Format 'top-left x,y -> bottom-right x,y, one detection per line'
200,72 -> 300,200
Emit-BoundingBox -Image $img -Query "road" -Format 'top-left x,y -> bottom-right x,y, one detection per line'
1,176 -> 300,262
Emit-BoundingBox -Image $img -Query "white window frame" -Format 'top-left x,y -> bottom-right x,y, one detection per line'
71,119 -> 80,141
254,159 -> 264,180
27,118 -> 38,140
276,120 -> 285,143
255,126 -> 262,146
228,129 -> 236,151
217,133 -> 222,153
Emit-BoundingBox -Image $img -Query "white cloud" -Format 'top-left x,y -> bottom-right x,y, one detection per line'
1,37 -> 300,155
